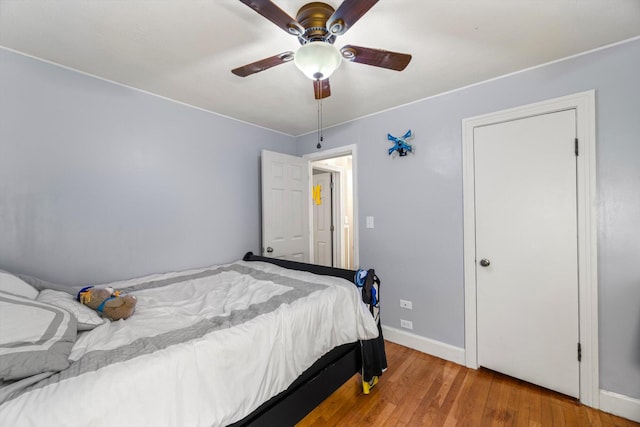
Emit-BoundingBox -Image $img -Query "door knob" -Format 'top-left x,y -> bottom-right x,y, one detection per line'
266,247 -> 274,253
479,259 -> 491,267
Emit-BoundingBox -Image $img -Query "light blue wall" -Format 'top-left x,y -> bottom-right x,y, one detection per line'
296,39 -> 640,399
0,48 -> 295,285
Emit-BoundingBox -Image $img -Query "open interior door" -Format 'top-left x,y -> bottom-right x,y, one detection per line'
261,150 -> 309,262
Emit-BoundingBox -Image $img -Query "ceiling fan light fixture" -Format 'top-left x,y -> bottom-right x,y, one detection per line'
294,41 -> 342,80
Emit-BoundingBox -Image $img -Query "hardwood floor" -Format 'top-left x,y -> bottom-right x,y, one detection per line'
297,341 -> 638,427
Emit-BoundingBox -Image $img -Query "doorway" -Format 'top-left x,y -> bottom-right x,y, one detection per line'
304,144 -> 358,270
462,91 -> 599,406
310,155 -> 354,269
260,145 -> 358,269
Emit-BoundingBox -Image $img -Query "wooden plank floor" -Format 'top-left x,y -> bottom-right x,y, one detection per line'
297,341 -> 638,427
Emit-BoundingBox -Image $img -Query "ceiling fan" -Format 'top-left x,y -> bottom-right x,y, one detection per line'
232,0 -> 412,99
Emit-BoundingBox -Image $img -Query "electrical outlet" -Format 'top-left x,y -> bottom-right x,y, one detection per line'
366,216 -> 374,229
400,319 -> 413,330
400,299 -> 412,309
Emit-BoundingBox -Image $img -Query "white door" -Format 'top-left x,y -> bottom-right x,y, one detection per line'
313,172 -> 333,266
261,150 -> 309,262
474,109 -> 580,397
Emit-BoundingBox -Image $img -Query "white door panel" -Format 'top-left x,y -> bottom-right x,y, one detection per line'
474,110 -> 579,397
261,150 -> 309,262
313,172 -> 332,266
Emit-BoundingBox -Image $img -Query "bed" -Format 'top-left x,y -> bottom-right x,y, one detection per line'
0,252 -> 383,427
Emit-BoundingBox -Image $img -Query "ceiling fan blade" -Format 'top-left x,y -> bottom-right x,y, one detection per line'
340,45 -> 412,71
231,52 -> 295,77
326,0 -> 378,36
239,0 -> 304,35
313,79 -> 331,99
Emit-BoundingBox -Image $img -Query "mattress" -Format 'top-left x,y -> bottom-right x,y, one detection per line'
0,260 -> 379,427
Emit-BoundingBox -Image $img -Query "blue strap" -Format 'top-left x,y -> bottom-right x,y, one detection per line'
96,296 -> 116,313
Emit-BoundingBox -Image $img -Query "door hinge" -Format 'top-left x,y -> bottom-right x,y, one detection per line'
330,181 -> 334,189
577,342 -> 582,362
575,138 -> 579,156
330,225 -> 335,232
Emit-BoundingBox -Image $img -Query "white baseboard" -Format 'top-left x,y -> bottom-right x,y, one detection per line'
599,390 -> 640,423
381,325 -> 465,365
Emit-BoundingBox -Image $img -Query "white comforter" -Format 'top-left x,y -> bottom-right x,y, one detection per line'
0,260 -> 379,427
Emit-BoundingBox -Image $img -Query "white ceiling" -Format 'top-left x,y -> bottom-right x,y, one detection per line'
1,0 -> 639,136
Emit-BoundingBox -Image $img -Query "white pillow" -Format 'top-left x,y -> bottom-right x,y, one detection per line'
0,270 -> 39,299
36,289 -> 105,331
0,291 -> 77,380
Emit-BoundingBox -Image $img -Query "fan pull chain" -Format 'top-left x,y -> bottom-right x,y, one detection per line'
317,79 -> 323,149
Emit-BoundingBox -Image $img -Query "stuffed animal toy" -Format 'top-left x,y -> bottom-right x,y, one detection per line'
76,286 -> 137,321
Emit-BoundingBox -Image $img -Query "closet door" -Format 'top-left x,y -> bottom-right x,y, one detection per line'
474,109 -> 580,397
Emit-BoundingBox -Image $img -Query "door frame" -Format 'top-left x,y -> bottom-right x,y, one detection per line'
462,91 -> 599,407
303,144 -> 359,268
311,164 -> 344,267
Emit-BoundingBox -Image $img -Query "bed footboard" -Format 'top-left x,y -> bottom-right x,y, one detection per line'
242,252 -> 356,282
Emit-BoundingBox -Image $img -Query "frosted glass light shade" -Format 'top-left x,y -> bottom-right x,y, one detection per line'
294,42 -> 342,80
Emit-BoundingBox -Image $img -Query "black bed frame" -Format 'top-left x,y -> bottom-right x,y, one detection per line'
228,252 -> 363,427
